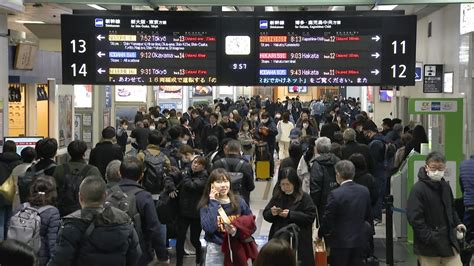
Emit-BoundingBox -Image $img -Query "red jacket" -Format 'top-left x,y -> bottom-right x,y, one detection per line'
221,215 -> 259,266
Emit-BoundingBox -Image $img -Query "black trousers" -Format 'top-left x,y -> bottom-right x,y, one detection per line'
176,216 -> 202,265
330,247 -> 364,266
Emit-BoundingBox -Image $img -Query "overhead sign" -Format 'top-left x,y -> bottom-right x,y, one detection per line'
61,12 -> 416,86
414,100 -> 458,113
423,64 -> 443,93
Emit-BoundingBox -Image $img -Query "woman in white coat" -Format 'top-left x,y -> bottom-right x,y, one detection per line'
277,112 -> 294,160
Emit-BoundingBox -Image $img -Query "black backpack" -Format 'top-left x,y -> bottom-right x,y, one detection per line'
218,159 -> 245,195
18,163 -> 56,203
57,164 -> 92,217
142,150 -> 167,194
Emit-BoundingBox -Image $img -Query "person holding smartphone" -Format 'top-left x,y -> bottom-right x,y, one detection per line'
263,167 -> 317,266
199,168 -> 252,265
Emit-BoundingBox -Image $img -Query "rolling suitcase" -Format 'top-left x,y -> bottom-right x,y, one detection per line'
256,161 -> 271,180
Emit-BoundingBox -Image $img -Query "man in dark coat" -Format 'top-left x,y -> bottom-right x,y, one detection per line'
255,112 -> 278,178
220,112 -> 239,140
310,136 -> 340,216
201,113 -> 225,148
89,127 -> 124,178
407,152 -> 465,265
363,121 -> 386,223
118,157 -> 170,265
212,140 -> 255,205
318,160 -> 372,266
190,109 -> 206,149
460,154 -> 474,264
341,128 -> 372,172
49,176 -> 141,266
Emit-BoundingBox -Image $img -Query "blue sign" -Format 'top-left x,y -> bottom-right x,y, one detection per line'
94,18 -> 104,27
415,66 -> 422,81
259,20 -> 268,29
104,85 -> 112,108
159,103 -> 177,110
431,102 -> 441,111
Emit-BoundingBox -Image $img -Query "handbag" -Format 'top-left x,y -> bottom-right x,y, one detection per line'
0,175 -> 16,203
156,190 -> 178,224
313,208 -> 328,266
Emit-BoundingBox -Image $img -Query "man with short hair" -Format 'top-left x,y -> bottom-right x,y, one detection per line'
220,112 -> 239,140
310,136 -> 340,216
53,140 -> 102,216
212,140 -> 255,205
190,109 -> 206,149
118,157 -> 170,265
34,138 -> 58,176
10,147 -> 37,209
318,160 -> 372,266
256,112 -> 278,178
407,152 -> 465,266
89,127 -> 124,178
49,176 -> 141,266
201,113 -> 225,147
105,160 -> 122,189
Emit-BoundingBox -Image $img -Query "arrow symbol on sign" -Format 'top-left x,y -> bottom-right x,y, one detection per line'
96,35 -> 105,41
371,35 -> 381,42
97,68 -> 106,74
371,69 -> 380,75
97,51 -> 106,58
371,52 -> 380,59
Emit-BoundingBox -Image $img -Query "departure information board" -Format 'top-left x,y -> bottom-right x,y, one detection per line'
62,14 -> 219,85
61,12 -> 416,86
256,14 -> 416,86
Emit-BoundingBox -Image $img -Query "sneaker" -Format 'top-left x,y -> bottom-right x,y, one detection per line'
156,258 -> 170,265
374,219 -> 383,226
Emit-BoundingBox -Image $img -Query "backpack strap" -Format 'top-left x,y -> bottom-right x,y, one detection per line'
37,205 -> 54,214
219,159 -> 229,171
234,160 -> 245,173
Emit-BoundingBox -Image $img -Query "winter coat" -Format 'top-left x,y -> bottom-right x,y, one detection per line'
201,124 -> 225,148
341,141 -> 373,172
407,167 -> 461,257
263,193 -> 316,266
368,134 -> 386,180
37,206 -> 60,266
89,141 -> 123,178
48,206 -> 141,266
131,127 -> 151,151
0,152 -> 22,206
277,121 -> 294,142
220,121 -> 239,140
460,155 -> 474,206
354,170 -> 378,206
309,153 -> 340,215
178,169 -> 208,219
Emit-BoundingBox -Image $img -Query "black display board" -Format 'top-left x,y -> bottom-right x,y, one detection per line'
61,12 -> 416,86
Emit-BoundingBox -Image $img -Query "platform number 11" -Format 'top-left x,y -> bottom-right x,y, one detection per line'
392,40 -> 406,54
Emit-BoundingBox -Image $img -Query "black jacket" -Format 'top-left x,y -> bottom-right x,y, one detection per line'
178,169 -> 208,219
309,153 -> 340,215
131,127 -> 151,151
220,121 -> 239,139
263,193 -> 316,266
341,141 -> 373,173
318,181 -> 372,249
190,116 -> 206,148
354,170 -> 378,206
48,206 -> 141,266
212,155 -> 255,205
118,179 -> 165,263
0,151 -> 22,170
201,124 -> 225,147
407,168 -> 461,257
36,206 -> 61,266
368,134 -> 386,180
89,141 -> 124,178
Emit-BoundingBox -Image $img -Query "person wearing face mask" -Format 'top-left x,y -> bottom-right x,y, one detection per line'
238,120 -> 255,163
318,160 -> 372,266
199,169 -> 254,265
263,167 -> 316,266
407,152 -> 466,266
276,112 -> 294,160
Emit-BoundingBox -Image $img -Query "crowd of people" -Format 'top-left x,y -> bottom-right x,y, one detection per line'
0,94 -> 469,266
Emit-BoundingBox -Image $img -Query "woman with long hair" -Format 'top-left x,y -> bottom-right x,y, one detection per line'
263,167 -> 316,266
254,239 -> 296,266
238,119 -> 255,163
199,169 -> 253,265
277,112 -> 295,160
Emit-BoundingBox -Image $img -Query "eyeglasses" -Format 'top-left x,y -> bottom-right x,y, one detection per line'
426,165 -> 446,171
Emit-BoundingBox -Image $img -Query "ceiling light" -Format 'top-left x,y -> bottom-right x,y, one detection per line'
15,20 -> 45,24
330,6 -> 344,11
372,5 -> 398,11
87,4 -> 107,11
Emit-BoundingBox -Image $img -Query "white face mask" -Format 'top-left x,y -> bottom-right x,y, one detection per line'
261,118 -> 269,123
284,190 -> 294,195
275,114 -> 281,119
149,126 -> 155,130
303,123 -> 309,129
427,170 -> 444,181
